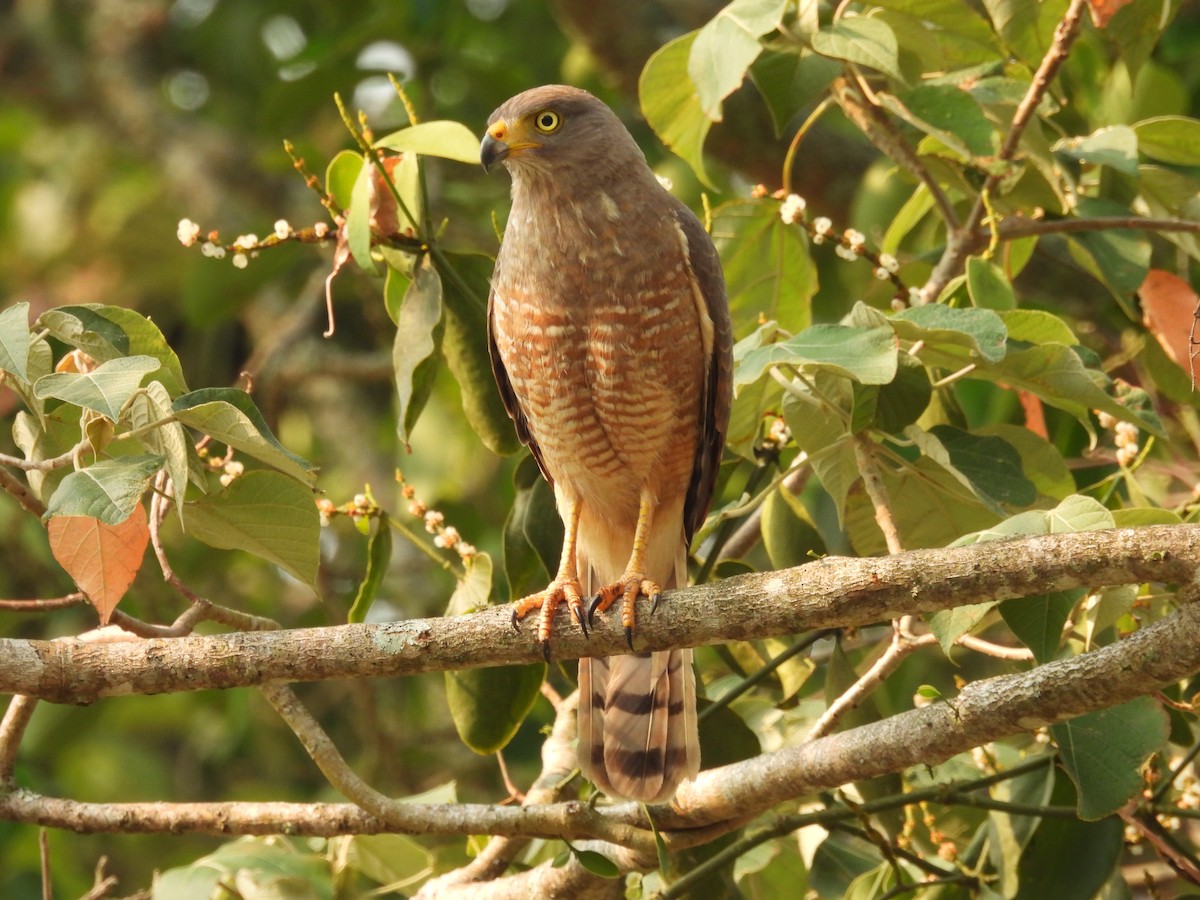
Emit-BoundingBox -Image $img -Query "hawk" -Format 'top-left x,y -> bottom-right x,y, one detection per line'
481,85 -> 732,803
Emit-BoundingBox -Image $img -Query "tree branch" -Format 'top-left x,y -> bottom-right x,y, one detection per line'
1,526 -> 1197,703
4,578 -> 1200,841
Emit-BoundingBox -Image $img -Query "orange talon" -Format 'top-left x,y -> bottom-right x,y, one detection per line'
510,575 -> 586,660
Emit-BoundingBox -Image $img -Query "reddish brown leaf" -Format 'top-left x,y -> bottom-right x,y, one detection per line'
1140,268 -> 1199,387
1018,390 -> 1049,439
1087,0 -> 1134,28
47,504 -> 149,624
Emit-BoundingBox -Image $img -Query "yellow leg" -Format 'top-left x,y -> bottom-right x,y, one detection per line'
511,496 -> 587,660
587,492 -> 662,650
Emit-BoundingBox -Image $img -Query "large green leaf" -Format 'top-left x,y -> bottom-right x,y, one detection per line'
749,49 -> 840,135
640,31 -> 713,187
736,324 -> 897,387
34,355 -> 162,421
502,454 -> 562,601
153,837 -> 334,900
688,0 -> 788,118
183,470 -> 320,590
1134,115 -> 1200,165
1012,771 -> 1123,900
444,553 -> 545,754
1068,198 -> 1151,300
438,252 -> 521,455
347,153 -> 377,271
374,120 -> 481,164
125,380 -> 198,517
906,424 -> 1036,512
810,17 -> 904,82
880,84 -> 997,159
1053,697 -> 1169,820
966,256 -> 1016,310
325,149 -> 362,211
1052,125 -> 1139,175
890,303 -> 1008,363
977,423 -> 1074,500
46,454 -> 163,525
712,199 -> 818,336
172,388 -> 317,485
37,305 -> 187,397
782,376 -> 857,519
0,301 -> 31,381
999,589 -> 1081,663
391,261 -> 444,450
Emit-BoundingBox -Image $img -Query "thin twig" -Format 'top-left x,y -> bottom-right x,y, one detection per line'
0,466 -> 46,517
0,439 -> 88,473
40,828 -> 51,900
0,594 -> 88,612
923,0 -> 1089,299
995,215 -> 1200,240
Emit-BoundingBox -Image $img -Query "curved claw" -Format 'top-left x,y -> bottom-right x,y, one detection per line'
541,640 -> 552,663
572,603 -> 590,637
511,608 -> 520,631
624,625 -> 635,651
586,593 -> 603,628
650,592 -> 662,616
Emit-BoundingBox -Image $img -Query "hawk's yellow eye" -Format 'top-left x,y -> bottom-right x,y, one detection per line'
533,110 -> 561,134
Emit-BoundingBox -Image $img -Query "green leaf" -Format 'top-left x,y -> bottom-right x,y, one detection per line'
760,485 -> 825,570
809,831 -> 879,899
571,848 -> 621,879
0,301 -> 31,380
782,377 -> 857,519
688,0 -> 788,119
749,49 -> 840,136
712,199 -> 818,336
34,355 -> 161,421
183,471 -> 320,590
38,305 -> 188,397
891,303 -> 1008,363
924,424 -> 1037,509
879,84 -> 996,158
999,589 -> 1081,663
1134,115 -> 1200,166
697,698 -> 763,768
325,149 -> 363,211
125,380 -> 198,518
348,515 -> 393,624
810,17 -> 904,82
153,837 -> 333,900
1052,125 -> 1139,175
872,353 -> 932,433
172,387 -> 317,485
374,120 -> 481,164
1053,697 -> 1169,820
438,252 -> 521,455
333,833 -> 434,889
954,494 -> 1114,547
966,256 -> 1016,310
997,308 -> 1077,345
446,550 -> 494,617
640,31 -> 714,187
392,261 -> 445,450
347,154 -> 377,271
881,183 -> 935,255
977,423 -> 1074,500
1068,198 -> 1151,300
502,455 -> 563,600
445,562 -> 545,755
45,455 -> 162,524
736,324 -> 898,387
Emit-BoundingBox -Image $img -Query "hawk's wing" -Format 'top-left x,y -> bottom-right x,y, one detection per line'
487,287 -> 553,487
673,201 -> 733,544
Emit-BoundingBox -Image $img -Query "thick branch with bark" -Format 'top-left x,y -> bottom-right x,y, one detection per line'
1,525 -> 1198,846
2,526 -> 1196,703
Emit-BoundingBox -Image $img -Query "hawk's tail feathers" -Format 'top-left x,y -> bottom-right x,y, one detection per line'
577,547 -> 700,803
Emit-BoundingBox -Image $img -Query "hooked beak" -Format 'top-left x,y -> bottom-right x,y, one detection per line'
480,132 -> 508,173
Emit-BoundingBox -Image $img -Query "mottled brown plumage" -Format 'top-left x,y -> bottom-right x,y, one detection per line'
482,85 -> 732,803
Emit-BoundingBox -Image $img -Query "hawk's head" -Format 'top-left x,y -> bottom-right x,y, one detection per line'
480,85 -> 644,178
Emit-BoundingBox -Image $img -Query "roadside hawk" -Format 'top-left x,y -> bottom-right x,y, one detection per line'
481,85 -> 733,803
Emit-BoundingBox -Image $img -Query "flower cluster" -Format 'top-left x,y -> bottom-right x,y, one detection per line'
398,474 -> 477,560
178,216 -> 334,267
315,490 -> 378,527
1097,411 -> 1140,467
765,188 -> 911,305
